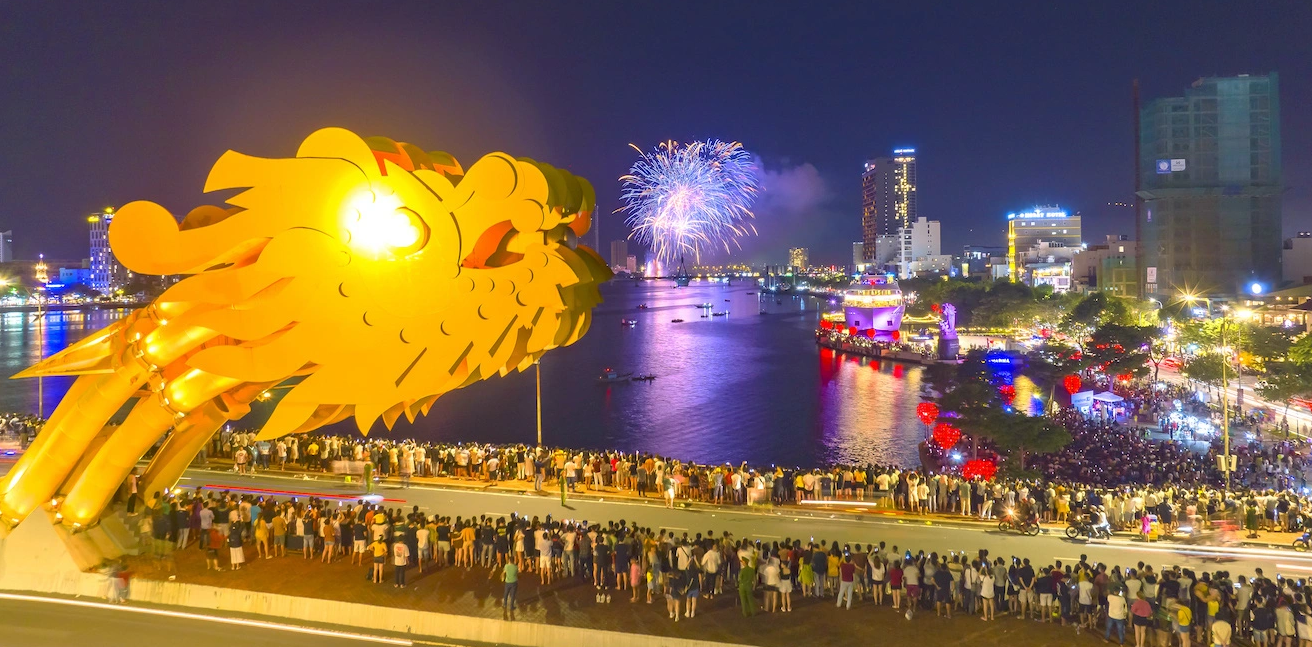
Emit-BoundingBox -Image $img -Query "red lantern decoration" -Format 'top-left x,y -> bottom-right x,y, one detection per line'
1063,375 -> 1082,395
1116,373 -> 1133,383
916,402 -> 939,425
932,423 -> 961,450
891,330 -> 901,342
962,459 -> 998,481
819,320 -> 831,330
997,384 -> 1016,404
930,303 -> 942,314
848,326 -> 857,336
866,328 -> 875,339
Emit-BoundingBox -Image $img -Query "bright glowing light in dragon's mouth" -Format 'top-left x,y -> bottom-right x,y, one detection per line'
344,190 -> 425,257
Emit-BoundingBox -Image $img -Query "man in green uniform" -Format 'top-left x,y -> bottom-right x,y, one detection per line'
738,557 -> 757,616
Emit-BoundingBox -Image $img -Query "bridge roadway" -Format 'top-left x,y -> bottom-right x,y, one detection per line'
181,467 -> 1312,579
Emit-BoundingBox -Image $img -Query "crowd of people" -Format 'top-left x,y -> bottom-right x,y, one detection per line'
130,484 -> 1312,646
0,411 -> 42,448
187,393 -> 1312,545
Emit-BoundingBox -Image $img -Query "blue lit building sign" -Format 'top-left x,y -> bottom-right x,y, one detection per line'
892,148 -> 916,155
1006,207 -> 1069,221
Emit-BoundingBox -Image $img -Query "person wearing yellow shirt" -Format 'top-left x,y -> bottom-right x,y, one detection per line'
1174,599 -> 1193,647
369,538 -> 387,584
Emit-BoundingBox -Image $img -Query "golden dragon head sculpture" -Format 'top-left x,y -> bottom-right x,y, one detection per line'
0,128 -> 610,529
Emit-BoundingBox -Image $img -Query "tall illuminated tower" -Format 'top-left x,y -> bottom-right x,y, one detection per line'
860,149 -> 917,262
88,206 -> 123,294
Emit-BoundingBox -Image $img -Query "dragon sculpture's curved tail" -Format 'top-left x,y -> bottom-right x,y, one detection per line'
1,128 -> 610,530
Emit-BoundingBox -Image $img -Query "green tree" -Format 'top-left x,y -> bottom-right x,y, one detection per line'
973,409 -> 1071,471
1060,292 -> 1132,341
1256,362 -> 1312,429
1292,335 -> 1312,365
1086,323 -> 1158,379
1182,353 -> 1227,387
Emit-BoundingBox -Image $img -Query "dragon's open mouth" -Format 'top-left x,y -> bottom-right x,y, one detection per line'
461,222 -> 578,269
461,221 -> 523,269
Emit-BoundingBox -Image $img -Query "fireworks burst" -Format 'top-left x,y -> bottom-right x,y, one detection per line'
618,139 -> 760,264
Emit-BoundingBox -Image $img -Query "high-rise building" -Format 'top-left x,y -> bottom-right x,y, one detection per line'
896,217 -> 950,278
88,207 -> 124,294
626,254 -> 637,274
1007,207 -> 1082,280
1284,232 -> 1312,286
609,239 -> 629,269
860,148 -> 917,261
0,230 -> 12,263
851,242 -> 864,270
1138,73 -> 1282,297
789,247 -> 809,271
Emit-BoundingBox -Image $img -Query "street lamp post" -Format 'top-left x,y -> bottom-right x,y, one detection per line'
535,359 -> 543,447
1215,309 -> 1254,494
1219,319 -> 1232,493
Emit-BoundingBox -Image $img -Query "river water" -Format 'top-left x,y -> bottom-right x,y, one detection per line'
0,281 -> 1037,468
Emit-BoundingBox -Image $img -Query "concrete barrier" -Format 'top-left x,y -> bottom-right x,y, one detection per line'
125,579 -> 739,647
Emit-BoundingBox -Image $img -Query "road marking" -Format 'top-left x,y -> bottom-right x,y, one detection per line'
0,592 -> 412,645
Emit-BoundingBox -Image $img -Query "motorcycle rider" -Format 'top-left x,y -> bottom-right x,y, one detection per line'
1093,505 -> 1111,537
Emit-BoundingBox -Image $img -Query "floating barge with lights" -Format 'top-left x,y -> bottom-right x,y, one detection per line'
815,274 -> 957,364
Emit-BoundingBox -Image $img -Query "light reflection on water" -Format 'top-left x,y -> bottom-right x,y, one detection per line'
0,283 -> 1037,469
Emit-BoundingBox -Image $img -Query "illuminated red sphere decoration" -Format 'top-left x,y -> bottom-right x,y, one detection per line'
962,459 -> 998,481
891,330 -> 901,342
916,402 -> 939,425
1063,375 -> 1082,395
866,328 -> 875,339
932,423 -> 961,450
997,384 -> 1016,404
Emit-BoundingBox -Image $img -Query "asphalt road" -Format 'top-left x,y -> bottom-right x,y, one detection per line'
185,468 -> 1312,580
0,594 -> 421,647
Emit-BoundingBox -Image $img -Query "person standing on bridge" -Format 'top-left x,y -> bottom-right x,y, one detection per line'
737,557 -> 757,617
501,558 -> 518,620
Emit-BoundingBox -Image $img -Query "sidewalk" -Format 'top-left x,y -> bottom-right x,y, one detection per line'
124,543 -> 1111,647
191,459 -> 1305,550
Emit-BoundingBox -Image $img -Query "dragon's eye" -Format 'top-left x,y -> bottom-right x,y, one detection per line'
344,190 -> 427,258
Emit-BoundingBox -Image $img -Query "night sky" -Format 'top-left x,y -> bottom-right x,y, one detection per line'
2,2 -> 1309,266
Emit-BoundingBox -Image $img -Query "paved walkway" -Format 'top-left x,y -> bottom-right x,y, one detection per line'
127,545 -> 1111,647
191,459 -> 1305,549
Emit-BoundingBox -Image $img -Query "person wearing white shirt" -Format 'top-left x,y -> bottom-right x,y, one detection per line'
1105,590 -> 1128,644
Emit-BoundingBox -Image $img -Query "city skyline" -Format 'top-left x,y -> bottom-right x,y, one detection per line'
1,3 -> 1309,268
